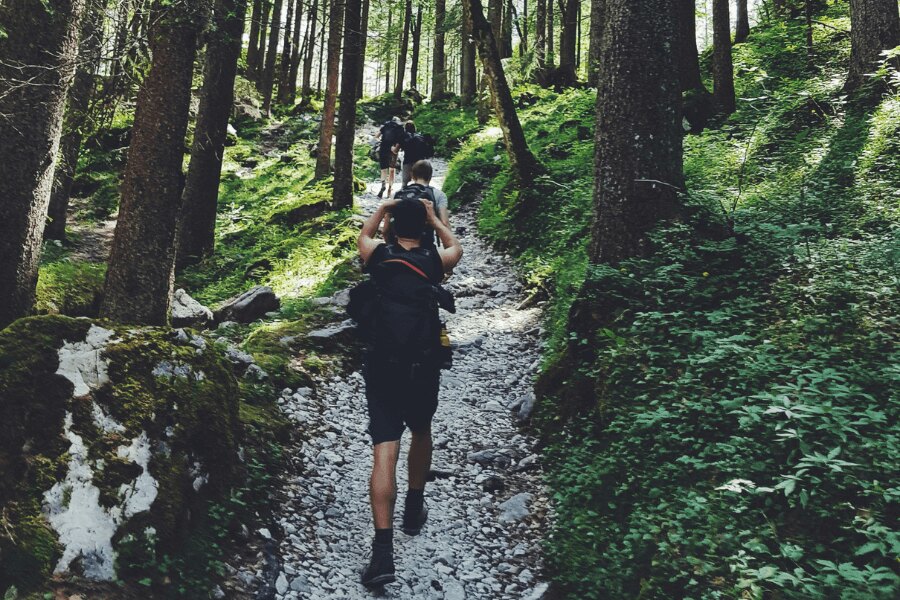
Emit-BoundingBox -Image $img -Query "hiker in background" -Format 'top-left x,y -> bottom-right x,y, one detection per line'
398,121 -> 435,187
376,117 -> 408,198
356,198 -> 463,588
384,160 -> 450,247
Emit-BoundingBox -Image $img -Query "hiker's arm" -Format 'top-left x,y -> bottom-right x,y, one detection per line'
358,202 -> 395,263
439,206 -> 450,228
381,209 -> 393,242
423,201 -> 462,271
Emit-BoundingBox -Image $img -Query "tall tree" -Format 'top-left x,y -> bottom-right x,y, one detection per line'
432,0 -> 447,99
384,3 -> 393,94
711,0 -> 735,114
255,0 -> 272,83
261,0 -> 284,113
301,0 -> 319,103
460,0 -> 478,103
247,0 -> 264,78
46,2 -> 104,242
587,0 -> 605,86
394,0 -> 412,99
846,0 -> 900,90
501,0 -> 513,58
101,0 -> 211,325
333,0 -> 363,209
356,0 -> 370,98
546,0 -> 555,66
0,0 -> 86,328
734,0 -> 750,43
676,0 -> 713,132
410,2 -> 423,89
535,0 -> 547,70
286,0 -> 304,103
465,0 -> 540,185
178,0 -> 248,265
557,0 -> 579,85
316,0 -> 326,92
314,0 -> 343,178
277,0 -> 295,104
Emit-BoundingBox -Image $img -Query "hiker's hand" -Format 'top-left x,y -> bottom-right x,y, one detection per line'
421,199 -> 437,224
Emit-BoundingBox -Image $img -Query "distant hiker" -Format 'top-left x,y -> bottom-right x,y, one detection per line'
384,160 -> 450,247
376,116 -> 407,198
398,121 -> 436,187
355,198 -> 463,588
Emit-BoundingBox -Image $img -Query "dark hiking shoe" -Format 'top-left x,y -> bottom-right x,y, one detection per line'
361,542 -> 395,588
377,183 -> 386,198
402,505 -> 428,536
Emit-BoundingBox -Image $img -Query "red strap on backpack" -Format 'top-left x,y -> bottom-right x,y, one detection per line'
382,258 -> 430,280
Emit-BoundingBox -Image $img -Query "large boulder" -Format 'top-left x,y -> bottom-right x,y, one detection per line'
170,288 -> 213,328
0,316 -> 241,591
214,286 -> 280,324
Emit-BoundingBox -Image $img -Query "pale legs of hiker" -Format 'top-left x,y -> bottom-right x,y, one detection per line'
368,428 -> 433,534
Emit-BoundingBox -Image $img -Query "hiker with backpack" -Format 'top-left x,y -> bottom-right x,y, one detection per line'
384,160 -> 450,247
355,197 -> 463,588
376,116 -> 408,198
397,121 -> 436,187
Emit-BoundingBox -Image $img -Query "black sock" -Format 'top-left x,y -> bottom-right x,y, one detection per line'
405,488 -> 425,514
374,528 -> 393,546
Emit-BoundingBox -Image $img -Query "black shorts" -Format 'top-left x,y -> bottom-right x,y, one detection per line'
364,358 -> 440,445
378,148 -> 396,169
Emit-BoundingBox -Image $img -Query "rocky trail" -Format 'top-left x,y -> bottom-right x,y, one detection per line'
262,140 -> 552,599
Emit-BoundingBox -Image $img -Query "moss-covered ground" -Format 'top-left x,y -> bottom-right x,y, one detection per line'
414,4 -> 899,598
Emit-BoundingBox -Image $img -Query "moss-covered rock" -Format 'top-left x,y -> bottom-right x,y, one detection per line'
0,316 -> 241,592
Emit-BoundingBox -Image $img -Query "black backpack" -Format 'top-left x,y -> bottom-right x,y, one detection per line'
391,184 -> 438,244
381,120 -> 406,147
404,133 -> 436,163
348,245 -> 455,365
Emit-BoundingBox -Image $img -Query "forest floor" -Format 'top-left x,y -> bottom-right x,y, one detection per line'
258,144 -> 553,600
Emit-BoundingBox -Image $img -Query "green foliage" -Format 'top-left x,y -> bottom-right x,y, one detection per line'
34,259 -> 105,317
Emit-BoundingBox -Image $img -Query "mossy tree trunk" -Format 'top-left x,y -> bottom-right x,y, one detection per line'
45,1 -> 104,242
178,0 -> 248,266
261,0 -> 283,114
0,0 -> 86,328
846,0 -> 900,91
301,0 -> 319,104
314,0 -> 343,179
587,0 -> 606,87
557,0 -> 579,85
100,0 -> 211,326
332,0 -> 363,210
431,0 -> 447,100
712,0 -> 735,115
735,0 -> 750,43
464,0 -> 540,186
460,0 -> 478,104
394,0 -> 412,100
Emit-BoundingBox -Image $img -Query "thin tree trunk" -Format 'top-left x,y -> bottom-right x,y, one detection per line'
261,0 -> 283,113
711,0 -> 735,114
287,0 -> 304,102
301,0 -> 318,102
356,0 -> 369,98
410,2 -> 423,90
256,0 -> 272,83
535,0 -> 547,70
46,3 -> 103,242
101,0 -> 210,325
676,0 -> 713,132
0,0 -> 87,327
178,0 -> 247,265
394,0 -> 412,99
511,1 -> 527,57
314,0 -> 343,178
247,0 -> 264,78
464,0 -> 540,186
432,0 -> 447,99
384,3 -> 392,95
734,0 -> 750,43
333,0 -> 362,209
277,0 -> 295,104
846,0 -> 900,90
587,0 -> 605,86
557,0 -> 578,85
546,0 -> 555,66
501,0 -> 513,58
316,0 -> 326,93
461,0 -> 478,103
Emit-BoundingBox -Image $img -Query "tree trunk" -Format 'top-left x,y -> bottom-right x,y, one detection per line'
384,3 -> 393,95
101,0 -> 210,325
247,0 -> 264,78
316,0 -> 326,93
410,2 -> 423,90
587,0 -> 605,86
256,0 -> 272,83
286,0 -> 304,102
261,0 -> 283,113
711,0 -> 735,115
734,0 -> 750,43
511,0 -> 527,57
301,0 -> 319,102
333,0 -> 362,209
0,0 -> 86,328
546,0 -> 555,66
178,0 -> 247,266
46,3 -> 103,242
394,0 -> 412,99
501,0 -> 513,58
535,0 -> 547,69
314,0 -> 343,178
676,0 -> 713,132
276,0 -> 295,104
460,0 -> 478,103
431,0 -> 447,99
846,0 -> 900,91
557,0 -> 578,85
356,0 -> 370,98
588,0 -> 683,264
464,0 -> 540,185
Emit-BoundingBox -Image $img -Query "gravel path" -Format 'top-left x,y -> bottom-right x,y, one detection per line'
270,133 -> 551,600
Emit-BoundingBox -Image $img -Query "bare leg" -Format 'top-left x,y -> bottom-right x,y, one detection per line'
370,441 -> 401,529
407,427 -> 432,490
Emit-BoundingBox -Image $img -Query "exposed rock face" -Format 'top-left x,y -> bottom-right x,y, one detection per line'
214,286 -> 280,323
171,288 -> 213,328
0,316 -> 241,590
